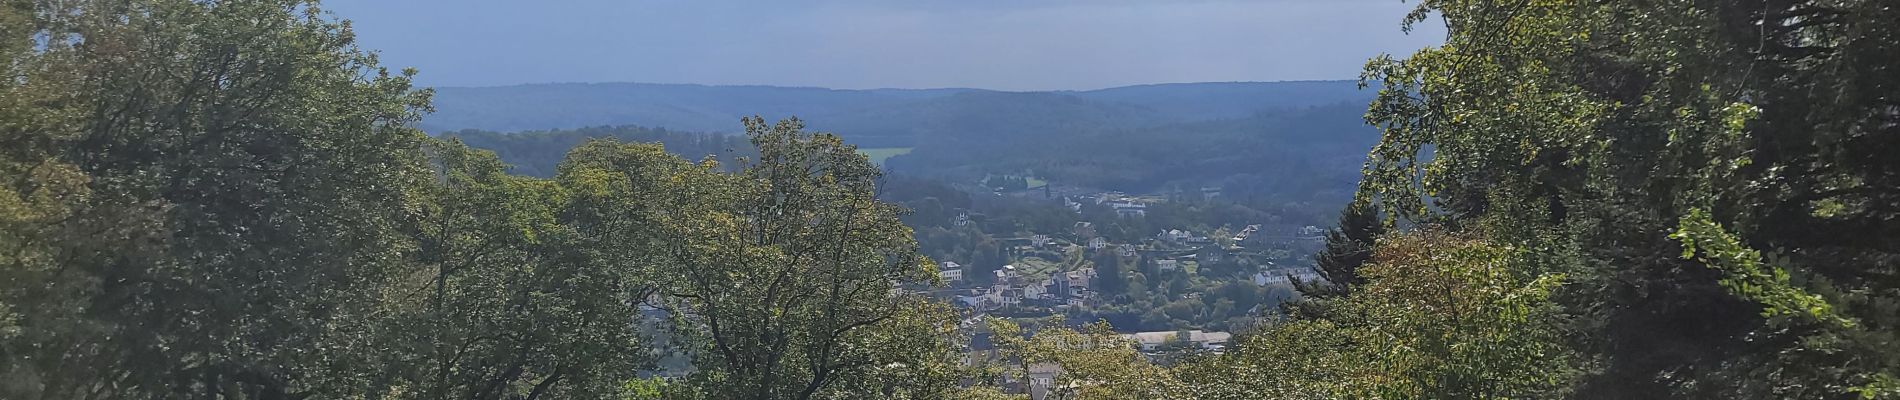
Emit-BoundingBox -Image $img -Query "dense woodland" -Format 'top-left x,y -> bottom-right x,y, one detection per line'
1,0 -> 1897,400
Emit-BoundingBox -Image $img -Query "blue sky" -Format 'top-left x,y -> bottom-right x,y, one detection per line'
321,0 -> 1443,90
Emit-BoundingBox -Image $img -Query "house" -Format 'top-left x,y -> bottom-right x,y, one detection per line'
1122,330 -> 1234,351
1027,362 -> 1062,400
1157,229 -> 1192,244
1155,259 -> 1179,272
1023,278 -> 1050,300
1064,197 -> 1084,213
1118,244 -> 1139,257
1200,186 -> 1222,200
1001,289 -> 1021,306
1065,290 -> 1092,307
952,212 -> 972,227
939,261 -> 964,282
1029,234 -> 1054,248
1113,202 -> 1147,218
956,292 -> 1004,311
1073,221 -> 1096,238
1087,237 -> 1109,250
1065,269 -> 1095,291
1300,225 -> 1326,236
1232,224 -> 1260,242
1254,268 -> 1320,286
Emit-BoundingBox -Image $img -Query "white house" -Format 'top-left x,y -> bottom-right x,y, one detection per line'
1088,237 -> 1109,250
1155,259 -> 1179,272
1027,362 -> 1063,400
938,261 -> 964,282
1029,234 -> 1053,248
1123,330 -> 1234,351
1065,291 -> 1091,307
1255,269 -> 1319,286
1157,229 -> 1192,243
1073,221 -> 1096,238
1113,202 -> 1147,218
1022,280 -> 1048,300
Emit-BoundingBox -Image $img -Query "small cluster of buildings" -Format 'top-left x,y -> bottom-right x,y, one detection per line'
953,265 -> 1100,312
955,317 -> 1234,400
1093,192 -> 1149,217
1155,229 -> 1214,246
979,330 -> 1233,400
1122,330 -> 1234,353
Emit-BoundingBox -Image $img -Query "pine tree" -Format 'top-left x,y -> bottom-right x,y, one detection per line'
1295,200 -> 1383,300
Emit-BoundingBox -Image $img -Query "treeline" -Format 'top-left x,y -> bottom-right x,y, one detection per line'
999,0 -> 1900,399
0,2 -> 957,399
440,126 -> 756,177
884,101 -> 1379,201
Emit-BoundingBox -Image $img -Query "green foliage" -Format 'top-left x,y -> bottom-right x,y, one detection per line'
1671,208 -> 1851,328
645,116 -> 954,399
441,125 -> 755,177
0,2 -> 957,399
1179,232 -> 1581,399
988,318 -> 1186,400
1352,0 -> 1900,397
1292,198 -> 1385,311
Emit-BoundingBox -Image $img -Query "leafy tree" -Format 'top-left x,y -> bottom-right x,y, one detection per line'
988,318 -> 1186,400
371,140 -> 656,398
653,117 -> 947,399
1357,0 -> 1900,397
1178,231 -> 1580,399
1090,250 -> 1126,296
0,0 -> 437,397
440,125 -> 755,177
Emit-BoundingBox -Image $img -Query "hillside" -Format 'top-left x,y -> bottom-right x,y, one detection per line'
1068,80 -> 1371,121
424,83 -> 974,133
420,81 -> 1370,136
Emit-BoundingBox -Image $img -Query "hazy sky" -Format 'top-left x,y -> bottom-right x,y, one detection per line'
321,0 -> 1443,91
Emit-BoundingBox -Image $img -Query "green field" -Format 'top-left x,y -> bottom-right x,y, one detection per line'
857,147 -> 914,165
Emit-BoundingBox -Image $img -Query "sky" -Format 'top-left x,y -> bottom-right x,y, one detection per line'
321,0 -> 1444,91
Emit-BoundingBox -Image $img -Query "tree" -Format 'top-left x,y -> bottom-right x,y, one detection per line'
1178,231 -> 1580,399
0,0 -> 437,397
655,117 -> 949,399
1287,199 -> 1384,318
372,140 -> 656,399
988,318 -> 1186,400
1357,0 -> 1900,397
1299,199 -> 1383,297
1090,250 -> 1126,295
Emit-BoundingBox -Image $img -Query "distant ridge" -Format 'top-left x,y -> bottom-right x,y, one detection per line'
421,81 -> 1369,135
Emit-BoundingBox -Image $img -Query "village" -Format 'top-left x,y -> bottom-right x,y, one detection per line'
917,187 -> 1330,398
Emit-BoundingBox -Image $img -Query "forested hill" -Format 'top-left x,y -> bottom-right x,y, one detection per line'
430,81 -> 1382,197
440,126 -> 755,177
439,100 -> 1377,203
421,80 -> 1370,135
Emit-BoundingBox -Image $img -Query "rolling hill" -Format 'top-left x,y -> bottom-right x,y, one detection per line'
419,81 -> 1371,137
